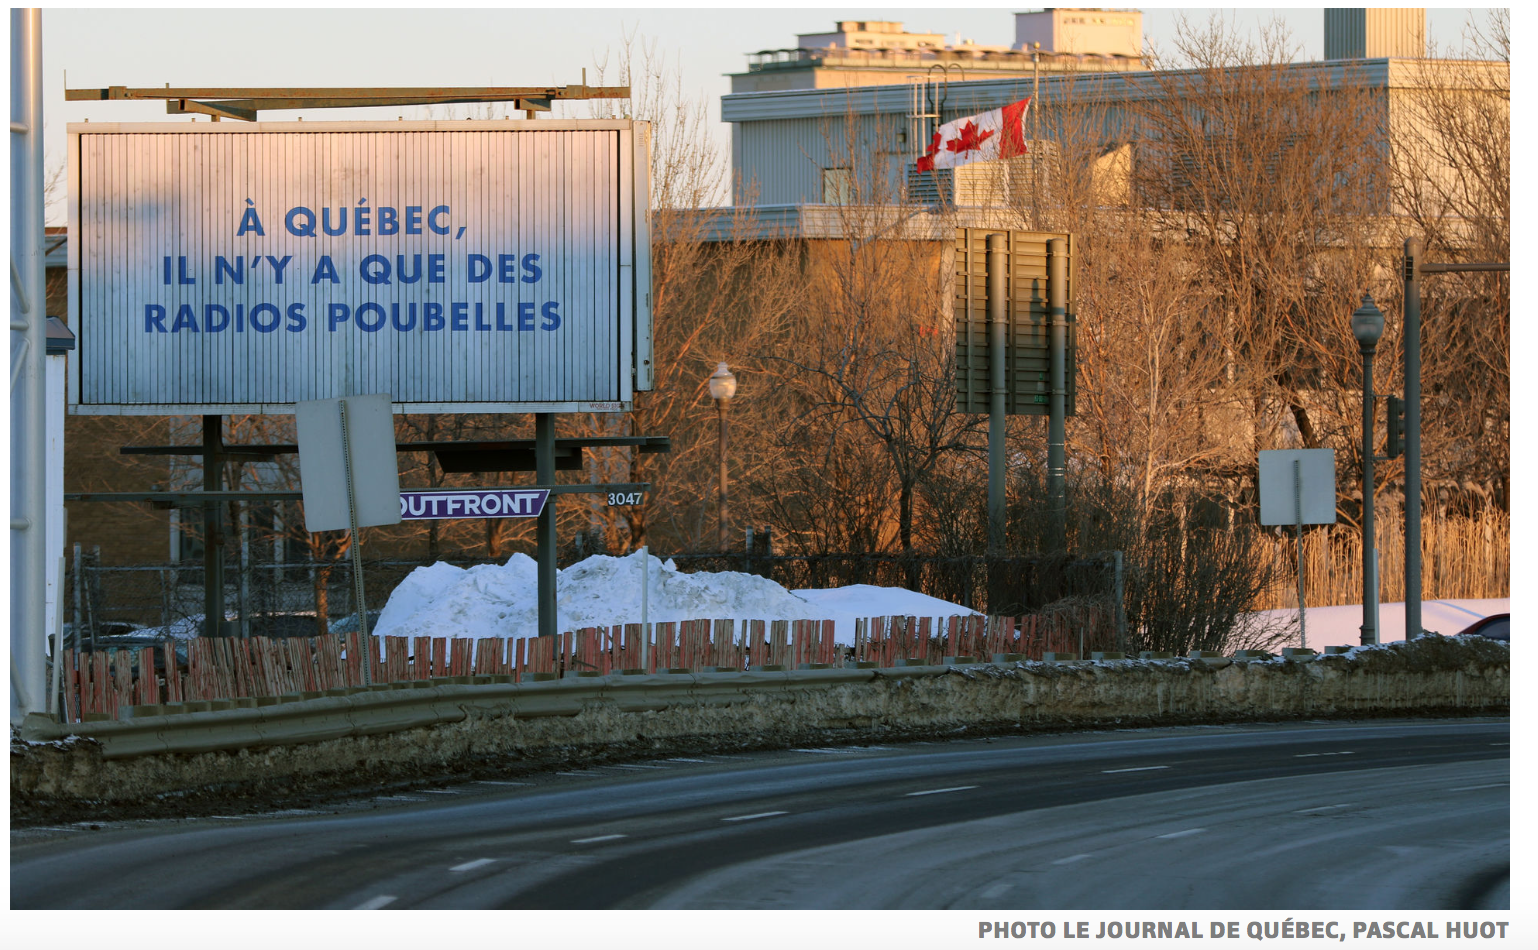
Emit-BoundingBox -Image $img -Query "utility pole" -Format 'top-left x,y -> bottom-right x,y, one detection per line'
202,416 -> 225,636
1047,238 -> 1068,548
986,234 -> 1008,555
11,8 -> 47,724
535,413 -> 556,639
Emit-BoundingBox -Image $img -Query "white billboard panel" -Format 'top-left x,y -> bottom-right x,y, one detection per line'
67,120 -> 653,414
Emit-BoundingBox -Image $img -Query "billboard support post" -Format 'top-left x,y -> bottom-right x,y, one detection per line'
986,234 -> 1007,555
201,416 -> 226,637
536,414 -> 557,641
1048,238 -> 1068,549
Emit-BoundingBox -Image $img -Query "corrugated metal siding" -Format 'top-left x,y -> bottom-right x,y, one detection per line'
72,122 -> 638,411
736,117 -> 831,205
1326,9 -> 1424,59
735,113 -> 913,205
1366,8 -> 1425,58
1324,9 -> 1366,61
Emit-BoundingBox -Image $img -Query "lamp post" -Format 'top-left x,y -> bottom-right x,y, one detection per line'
708,362 -> 736,552
1351,294 -> 1385,646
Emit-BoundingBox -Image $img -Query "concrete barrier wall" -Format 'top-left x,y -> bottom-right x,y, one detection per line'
11,637 -> 1508,805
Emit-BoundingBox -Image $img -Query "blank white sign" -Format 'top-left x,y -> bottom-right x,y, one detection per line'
1258,449 -> 1337,526
295,393 -> 402,532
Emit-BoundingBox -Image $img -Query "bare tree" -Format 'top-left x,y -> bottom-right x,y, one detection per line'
1389,10 -> 1510,512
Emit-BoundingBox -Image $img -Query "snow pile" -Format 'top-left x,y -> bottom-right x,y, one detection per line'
373,550 -> 898,643
793,584 -> 981,626
371,551 -> 979,644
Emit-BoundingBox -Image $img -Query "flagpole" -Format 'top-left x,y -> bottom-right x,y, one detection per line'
1032,45 -> 1040,229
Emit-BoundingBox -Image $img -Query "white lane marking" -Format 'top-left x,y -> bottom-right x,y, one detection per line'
266,809 -> 320,816
1155,828 -> 1207,839
1053,853 -> 1094,865
722,811 -> 789,822
556,771 -> 601,777
790,748 -> 857,755
419,789 -> 459,795
1294,751 -> 1356,758
374,796 -> 426,802
1448,782 -> 1508,792
668,758 -> 707,763
905,785 -> 979,797
355,894 -> 397,910
1294,803 -> 1357,814
209,815 -> 257,820
449,858 -> 496,873
1490,742 -> 1508,746
30,826 -> 83,833
474,780 -> 532,786
980,882 -> 1012,900
604,764 -> 666,770
1103,765 -> 1169,773
572,834 -> 628,844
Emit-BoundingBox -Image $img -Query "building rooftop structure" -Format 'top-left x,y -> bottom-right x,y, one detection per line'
731,12 -> 1146,94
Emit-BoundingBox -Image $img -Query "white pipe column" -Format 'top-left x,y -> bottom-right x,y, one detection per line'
11,8 -> 47,725
45,322 -> 72,706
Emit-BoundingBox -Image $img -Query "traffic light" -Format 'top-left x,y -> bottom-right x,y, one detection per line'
1385,395 -> 1405,459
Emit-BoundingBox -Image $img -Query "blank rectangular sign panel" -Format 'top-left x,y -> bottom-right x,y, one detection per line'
294,393 -> 403,533
67,120 -> 654,415
1258,448 -> 1337,526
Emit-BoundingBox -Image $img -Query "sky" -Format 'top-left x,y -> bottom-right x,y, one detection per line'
37,4 -> 1501,222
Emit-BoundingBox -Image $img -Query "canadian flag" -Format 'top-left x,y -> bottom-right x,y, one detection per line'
914,97 -> 1032,173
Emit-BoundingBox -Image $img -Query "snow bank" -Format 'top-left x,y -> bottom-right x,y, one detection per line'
1253,598 -> 1509,651
372,551 -> 957,644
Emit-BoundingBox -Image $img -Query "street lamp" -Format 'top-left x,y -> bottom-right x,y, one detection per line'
1351,293 -> 1385,646
708,362 -> 737,552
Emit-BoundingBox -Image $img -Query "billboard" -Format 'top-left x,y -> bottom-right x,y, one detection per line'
953,228 -> 1076,416
67,120 -> 653,414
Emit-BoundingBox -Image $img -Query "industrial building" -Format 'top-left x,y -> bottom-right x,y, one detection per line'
711,8 -> 1497,238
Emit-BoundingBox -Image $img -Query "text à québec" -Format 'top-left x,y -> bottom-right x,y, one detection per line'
142,300 -> 563,334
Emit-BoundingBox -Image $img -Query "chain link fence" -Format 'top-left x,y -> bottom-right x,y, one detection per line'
61,544 -> 1123,653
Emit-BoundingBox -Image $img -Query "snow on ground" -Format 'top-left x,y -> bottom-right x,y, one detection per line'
371,550 -> 967,645
793,584 -> 981,632
1254,598 -> 1509,651
372,549 -> 1506,649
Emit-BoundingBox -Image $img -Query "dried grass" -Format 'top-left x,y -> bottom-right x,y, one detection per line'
1256,507 -> 1508,609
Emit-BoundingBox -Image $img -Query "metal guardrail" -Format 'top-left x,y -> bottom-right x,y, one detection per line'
20,666 -> 893,758
19,646 -> 1443,760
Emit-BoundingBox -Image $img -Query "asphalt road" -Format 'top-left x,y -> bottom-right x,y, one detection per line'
11,718 -> 1509,910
